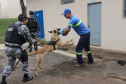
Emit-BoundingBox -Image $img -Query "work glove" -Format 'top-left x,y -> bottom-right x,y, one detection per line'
58,28 -> 64,36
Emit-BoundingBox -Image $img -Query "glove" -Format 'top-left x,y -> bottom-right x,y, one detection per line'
58,28 -> 64,35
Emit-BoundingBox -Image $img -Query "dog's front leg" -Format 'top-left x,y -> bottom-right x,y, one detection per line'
60,39 -> 73,47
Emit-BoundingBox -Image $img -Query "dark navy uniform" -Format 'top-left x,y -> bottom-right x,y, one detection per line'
68,15 -> 94,64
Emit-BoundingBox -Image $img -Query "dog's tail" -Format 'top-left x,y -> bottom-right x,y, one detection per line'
28,51 -> 38,56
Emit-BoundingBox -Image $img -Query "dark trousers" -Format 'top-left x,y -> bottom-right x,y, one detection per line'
29,32 -> 38,51
76,32 -> 94,64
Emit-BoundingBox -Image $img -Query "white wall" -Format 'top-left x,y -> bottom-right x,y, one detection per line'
7,0 -> 22,18
1,0 -> 8,18
26,0 -> 126,51
101,0 -> 126,51
0,0 -> 26,18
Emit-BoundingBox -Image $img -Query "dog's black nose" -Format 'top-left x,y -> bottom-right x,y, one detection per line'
57,28 -> 61,31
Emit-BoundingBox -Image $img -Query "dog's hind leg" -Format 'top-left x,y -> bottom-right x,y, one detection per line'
36,54 -> 43,69
35,53 -> 44,77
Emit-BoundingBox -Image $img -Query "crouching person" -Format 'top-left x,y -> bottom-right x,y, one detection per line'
0,14 -> 37,84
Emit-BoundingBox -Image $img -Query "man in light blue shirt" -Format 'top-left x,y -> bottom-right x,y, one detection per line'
58,8 -> 94,67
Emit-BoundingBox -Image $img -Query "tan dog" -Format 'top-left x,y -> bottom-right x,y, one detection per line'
28,28 -> 73,76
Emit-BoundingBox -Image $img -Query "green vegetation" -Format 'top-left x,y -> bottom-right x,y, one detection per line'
0,18 -> 18,43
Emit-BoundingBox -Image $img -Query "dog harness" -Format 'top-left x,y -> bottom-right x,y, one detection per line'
47,39 -> 60,50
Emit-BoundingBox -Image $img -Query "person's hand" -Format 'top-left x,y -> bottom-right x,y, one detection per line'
39,32 -> 41,35
34,39 -> 37,43
58,28 -> 64,35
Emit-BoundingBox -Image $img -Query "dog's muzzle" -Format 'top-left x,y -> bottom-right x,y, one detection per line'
57,28 -> 61,35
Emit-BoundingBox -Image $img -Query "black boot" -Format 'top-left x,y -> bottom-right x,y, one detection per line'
35,48 -> 37,51
88,53 -> 94,63
0,75 -> 7,84
22,74 -> 33,82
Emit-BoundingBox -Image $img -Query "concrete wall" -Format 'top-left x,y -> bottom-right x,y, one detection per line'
26,0 -> 126,51
0,0 -> 26,18
7,0 -> 22,18
1,0 -> 8,18
102,0 -> 126,51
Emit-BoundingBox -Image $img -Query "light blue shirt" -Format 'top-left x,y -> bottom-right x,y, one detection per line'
68,15 -> 89,35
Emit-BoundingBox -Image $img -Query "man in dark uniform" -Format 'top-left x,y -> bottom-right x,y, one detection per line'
0,14 -> 37,84
27,11 -> 41,52
58,8 -> 94,67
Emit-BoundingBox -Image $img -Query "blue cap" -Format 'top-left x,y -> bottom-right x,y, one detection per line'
62,8 -> 71,15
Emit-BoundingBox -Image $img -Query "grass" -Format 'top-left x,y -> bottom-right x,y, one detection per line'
0,18 -> 18,43
0,36 -> 5,43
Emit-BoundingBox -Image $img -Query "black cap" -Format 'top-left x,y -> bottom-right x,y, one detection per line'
18,14 -> 28,21
29,11 -> 34,15
18,14 -> 28,19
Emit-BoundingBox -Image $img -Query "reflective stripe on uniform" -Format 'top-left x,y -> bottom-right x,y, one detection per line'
68,20 -> 82,28
73,20 -> 82,27
68,24 -> 73,27
76,52 -> 82,55
86,51 -> 91,54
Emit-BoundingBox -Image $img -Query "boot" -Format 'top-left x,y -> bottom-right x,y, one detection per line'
88,53 -> 94,63
22,74 -> 33,82
35,48 -> 37,51
0,75 -> 7,84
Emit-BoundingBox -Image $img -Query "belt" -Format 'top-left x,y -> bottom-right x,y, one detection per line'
80,32 -> 90,37
5,44 -> 21,48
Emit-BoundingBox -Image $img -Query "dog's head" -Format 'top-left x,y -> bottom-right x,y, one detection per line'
48,28 -> 61,35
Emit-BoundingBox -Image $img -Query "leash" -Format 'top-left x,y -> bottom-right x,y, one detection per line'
12,60 -> 20,71
12,45 -> 30,71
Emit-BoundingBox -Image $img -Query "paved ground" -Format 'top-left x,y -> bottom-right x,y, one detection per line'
0,43 -> 126,84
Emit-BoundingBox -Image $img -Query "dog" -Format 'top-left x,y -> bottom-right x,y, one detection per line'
28,28 -> 73,76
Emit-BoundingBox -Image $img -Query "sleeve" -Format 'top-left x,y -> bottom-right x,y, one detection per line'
27,18 -> 29,27
68,20 -> 76,28
35,19 -> 41,32
18,25 -> 35,43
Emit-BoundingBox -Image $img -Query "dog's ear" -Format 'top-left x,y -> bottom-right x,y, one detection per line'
48,31 -> 52,33
54,30 -> 56,33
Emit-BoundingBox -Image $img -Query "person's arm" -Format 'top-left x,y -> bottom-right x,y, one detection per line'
61,26 -> 71,36
58,20 -> 74,36
35,19 -> 41,35
18,25 -> 36,43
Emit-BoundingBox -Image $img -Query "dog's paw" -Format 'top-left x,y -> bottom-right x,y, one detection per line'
39,66 -> 43,69
71,42 -> 74,45
70,39 -> 73,42
35,72 -> 39,77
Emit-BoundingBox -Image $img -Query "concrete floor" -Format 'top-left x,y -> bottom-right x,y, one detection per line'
0,43 -> 126,84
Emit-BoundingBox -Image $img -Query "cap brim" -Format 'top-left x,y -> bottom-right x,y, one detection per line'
61,13 -> 66,15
